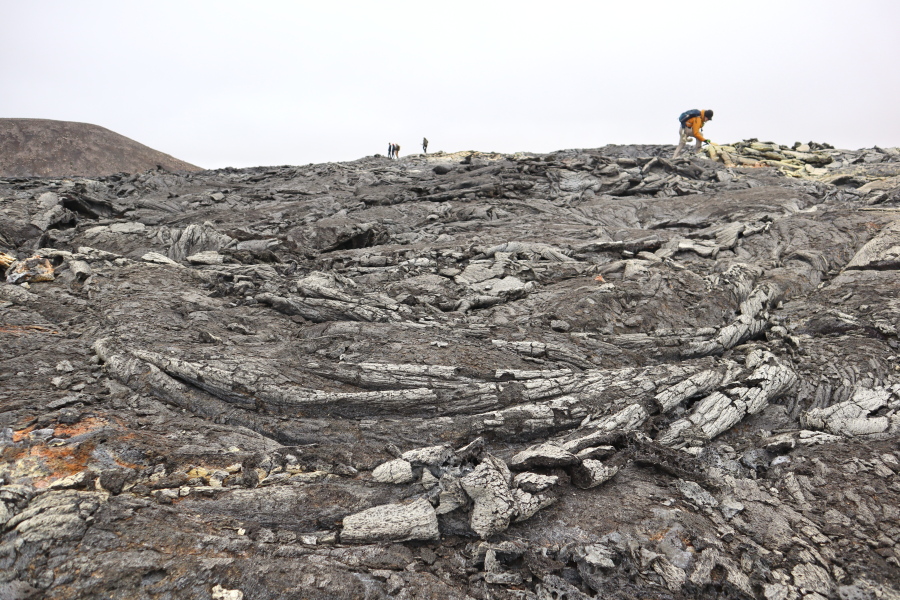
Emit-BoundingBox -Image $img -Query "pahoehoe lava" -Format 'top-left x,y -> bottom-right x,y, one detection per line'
2,136 -> 900,599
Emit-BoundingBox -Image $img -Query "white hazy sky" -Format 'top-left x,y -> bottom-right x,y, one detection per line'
3,1 -> 899,169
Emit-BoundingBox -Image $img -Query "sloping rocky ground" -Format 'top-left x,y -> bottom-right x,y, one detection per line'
0,119 -> 201,178
2,141 -> 900,599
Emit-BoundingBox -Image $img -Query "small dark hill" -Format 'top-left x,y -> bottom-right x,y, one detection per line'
0,118 -> 202,177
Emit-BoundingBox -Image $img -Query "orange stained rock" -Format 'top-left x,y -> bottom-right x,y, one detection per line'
3,417 -> 133,488
54,416 -> 109,438
7,256 -> 55,283
594,274 -> 605,283
8,443 -> 95,489
648,528 -> 670,542
11,425 -> 36,443
864,222 -> 883,232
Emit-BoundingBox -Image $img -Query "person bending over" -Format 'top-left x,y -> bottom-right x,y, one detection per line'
673,109 -> 714,159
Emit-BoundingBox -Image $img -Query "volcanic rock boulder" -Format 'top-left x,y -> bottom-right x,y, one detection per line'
341,498 -> 440,543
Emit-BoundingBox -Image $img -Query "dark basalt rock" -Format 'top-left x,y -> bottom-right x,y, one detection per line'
1,142 -> 900,599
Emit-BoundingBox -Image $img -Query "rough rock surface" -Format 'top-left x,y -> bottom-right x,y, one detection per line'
2,141 -> 900,598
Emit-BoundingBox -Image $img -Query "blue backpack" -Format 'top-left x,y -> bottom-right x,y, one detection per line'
679,109 -> 701,126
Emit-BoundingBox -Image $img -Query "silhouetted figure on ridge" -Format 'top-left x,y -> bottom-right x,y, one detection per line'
422,138 -> 428,154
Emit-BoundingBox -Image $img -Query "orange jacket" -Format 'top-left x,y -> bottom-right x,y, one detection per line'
683,110 -> 710,142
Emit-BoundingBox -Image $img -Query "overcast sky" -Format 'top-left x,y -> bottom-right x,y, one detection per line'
3,1 -> 899,169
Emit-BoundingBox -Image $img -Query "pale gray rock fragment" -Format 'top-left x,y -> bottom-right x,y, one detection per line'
460,457 -> 516,538
455,261 -> 506,286
837,579 -> 900,600
844,219 -> 900,270
512,488 -> 555,522
36,191 -> 59,208
401,444 -> 452,466
622,259 -> 651,279
651,555 -> 687,591
574,543 -> 616,570
236,238 -> 280,252
420,469 -> 439,490
67,259 -> 93,282
481,241 -> 574,262
186,251 -> 225,265
109,222 -> 146,234
371,459 -> 415,484
589,403 -> 649,433
654,367 -> 729,412
508,442 -> 579,470
797,430 -> 843,445
453,437 -> 485,462
513,472 -> 558,493
8,490 -> 104,543
257,292 -> 402,324
658,357 -> 796,447
167,223 -> 235,262
141,252 -> 179,265
31,204 -> 74,231
75,246 -> 123,261
805,387 -> 895,436
0,485 -> 33,527
211,584 -> 244,600
675,238 -> 719,258
570,460 -> 618,489
550,319 -> 570,332
295,271 -> 358,301
714,221 -> 746,249
791,563 -> 833,596
762,582 -> 798,600
689,548 -> 754,597
688,547 -> 721,587
575,445 -> 616,461
684,284 -> 780,357
719,498 -> 744,519
435,475 -> 468,515
549,169 -> 603,194
48,470 -> 95,490
675,479 -> 718,507
484,572 -> 523,585
341,498 -> 439,543
472,275 -> 526,296
30,193 -> 70,231
82,225 -> 109,238
0,503 -> 11,528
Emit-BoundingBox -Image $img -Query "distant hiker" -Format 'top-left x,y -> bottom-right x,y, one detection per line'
387,143 -> 394,159
673,109 -> 714,159
422,137 -> 429,154
393,143 -> 401,159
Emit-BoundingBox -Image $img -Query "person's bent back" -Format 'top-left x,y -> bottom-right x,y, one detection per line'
673,109 -> 714,159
